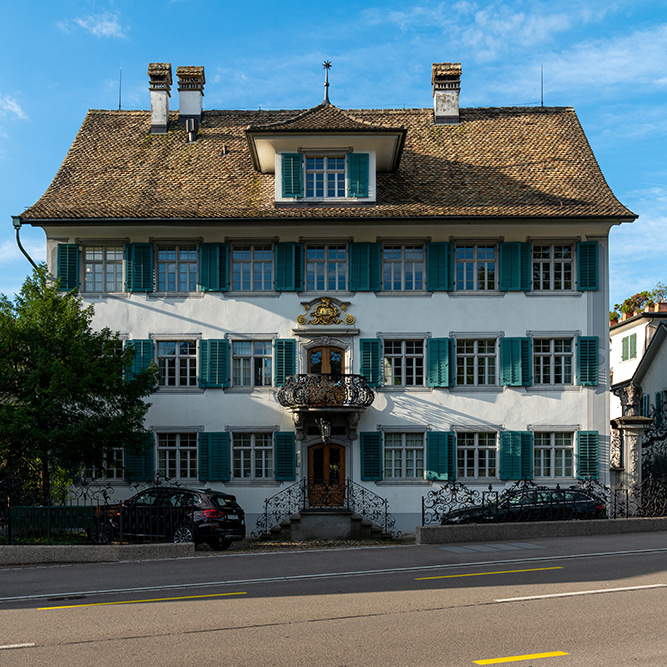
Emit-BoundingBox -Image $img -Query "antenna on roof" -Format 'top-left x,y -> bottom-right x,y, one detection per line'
540,61 -> 544,107
322,60 -> 332,106
118,60 -> 123,111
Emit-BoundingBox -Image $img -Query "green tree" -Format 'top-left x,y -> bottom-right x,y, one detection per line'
0,266 -> 158,503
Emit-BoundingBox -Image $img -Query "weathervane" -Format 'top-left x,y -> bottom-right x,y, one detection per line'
323,60 -> 332,106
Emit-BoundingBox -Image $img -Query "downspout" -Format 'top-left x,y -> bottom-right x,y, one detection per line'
12,216 -> 38,271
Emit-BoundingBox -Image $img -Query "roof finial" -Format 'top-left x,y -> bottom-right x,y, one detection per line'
322,60 -> 332,106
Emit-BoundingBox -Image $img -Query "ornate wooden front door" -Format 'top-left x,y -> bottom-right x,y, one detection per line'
308,443 -> 346,507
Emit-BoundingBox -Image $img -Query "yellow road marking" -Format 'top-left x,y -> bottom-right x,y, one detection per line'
474,651 -> 569,664
415,566 -> 563,580
39,591 -> 247,610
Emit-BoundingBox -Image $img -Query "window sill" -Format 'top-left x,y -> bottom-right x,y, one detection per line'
376,479 -> 432,486
82,292 -> 130,298
449,386 -> 502,393
529,385 -> 582,392
274,200 -> 376,208
375,291 -> 431,297
227,291 -> 279,298
449,291 -> 504,297
148,292 -> 205,299
526,291 -> 581,298
377,386 -> 432,393
224,481 -> 282,487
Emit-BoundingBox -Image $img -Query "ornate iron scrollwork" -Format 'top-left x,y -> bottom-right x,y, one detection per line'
277,374 -> 374,408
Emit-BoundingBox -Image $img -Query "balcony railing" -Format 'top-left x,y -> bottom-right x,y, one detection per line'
277,374 -> 375,409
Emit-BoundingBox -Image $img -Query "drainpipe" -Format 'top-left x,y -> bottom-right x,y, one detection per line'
12,215 -> 38,271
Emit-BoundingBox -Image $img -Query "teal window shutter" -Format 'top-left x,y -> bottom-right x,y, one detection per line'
427,338 -> 454,387
577,336 -> 598,386
360,339 -> 382,387
199,340 -> 229,388
621,337 -> 629,361
198,432 -> 230,482
577,431 -> 599,480
361,432 -> 382,481
199,243 -> 229,292
577,241 -> 598,291
641,393 -> 649,417
124,434 -> 155,482
275,242 -> 303,291
126,340 -> 154,378
499,242 -> 531,291
57,244 -> 79,291
282,153 -> 303,198
629,333 -> 637,359
426,432 -> 456,481
656,392 -> 663,428
275,339 -> 296,387
125,243 -> 153,292
274,432 -> 296,481
427,242 -> 454,291
349,242 -> 381,291
500,338 -> 532,386
347,153 -> 369,198
499,431 -> 533,480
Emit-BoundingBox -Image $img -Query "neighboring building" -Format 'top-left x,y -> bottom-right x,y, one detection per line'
18,61 -> 636,535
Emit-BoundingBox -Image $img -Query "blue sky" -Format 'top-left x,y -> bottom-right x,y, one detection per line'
1,0 -> 665,310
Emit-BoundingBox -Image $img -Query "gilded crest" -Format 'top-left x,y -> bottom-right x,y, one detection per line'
297,297 -> 355,326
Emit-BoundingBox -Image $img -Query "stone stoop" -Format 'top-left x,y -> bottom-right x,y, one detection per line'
267,510 -> 388,541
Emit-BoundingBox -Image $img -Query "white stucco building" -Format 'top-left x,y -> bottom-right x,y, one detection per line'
19,62 -> 636,536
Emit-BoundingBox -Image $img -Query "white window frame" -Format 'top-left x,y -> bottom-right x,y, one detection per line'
456,432 -> 498,479
83,448 -> 124,481
455,244 -> 497,291
532,243 -> 573,291
156,432 -> 198,480
383,339 -> 425,387
533,431 -> 574,478
231,340 -> 273,388
383,432 -> 425,479
533,338 -> 574,385
305,156 -> 346,199
83,245 -> 125,293
382,244 -> 425,292
157,340 -> 198,388
156,244 -> 198,292
232,432 -> 274,480
231,243 -> 274,292
456,339 -> 497,386
304,243 -> 348,292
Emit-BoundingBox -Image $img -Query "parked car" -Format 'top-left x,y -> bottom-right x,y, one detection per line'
441,488 -> 607,524
91,487 -> 246,550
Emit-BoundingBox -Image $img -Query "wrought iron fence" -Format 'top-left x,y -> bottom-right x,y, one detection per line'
253,478 -> 400,538
276,374 -> 375,408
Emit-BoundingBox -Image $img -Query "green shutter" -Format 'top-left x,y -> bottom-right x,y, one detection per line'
427,242 -> 454,291
199,243 -> 229,292
426,432 -> 456,481
347,153 -> 369,198
360,339 -> 382,387
621,337 -> 629,361
499,242 -> 531,291
275,242 -> 303,291
57,244 -> 79,291
577,431 -> 599,480
629,333 -> 637,359
282,153 -> 303,198
126,340 -> 154,378
642,393 -> 649,417
274,432 -> 296,481
199,340 -> 229,388
125,243 -> 153,292
499,431 -> 533,480
427,338 -> 454,387
577,336 -> 598,386
198,432 -> 230,482
500,338 -> 532,386
361,432 -> 382,481
124,434 -> 154,482
656,392 -> 663,429
275,339 -> 296,387
349,242 -> 381,292
577,241 -> 598,291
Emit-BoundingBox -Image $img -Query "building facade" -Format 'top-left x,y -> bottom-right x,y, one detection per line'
19,62 -> 636,535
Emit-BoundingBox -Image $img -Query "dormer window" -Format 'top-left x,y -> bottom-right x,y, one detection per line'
307,156 -> 345,198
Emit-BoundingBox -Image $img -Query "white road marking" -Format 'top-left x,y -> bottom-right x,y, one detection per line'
496,583 -> 666,602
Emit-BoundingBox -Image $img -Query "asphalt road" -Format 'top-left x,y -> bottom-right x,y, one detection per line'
0,531 -> 666,666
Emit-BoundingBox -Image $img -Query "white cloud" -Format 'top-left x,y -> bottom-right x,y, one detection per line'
0,238 -> 45,266
57,12 -> 128,39
0,96 -> 27,121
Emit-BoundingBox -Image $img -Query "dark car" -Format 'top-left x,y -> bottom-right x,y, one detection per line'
441,488 -> 607,524
92,487 -> 246,550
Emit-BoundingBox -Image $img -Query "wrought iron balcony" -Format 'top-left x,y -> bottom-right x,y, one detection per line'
277,374 -> 375,409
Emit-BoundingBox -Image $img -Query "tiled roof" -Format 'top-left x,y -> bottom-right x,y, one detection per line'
21,105 -> 635,222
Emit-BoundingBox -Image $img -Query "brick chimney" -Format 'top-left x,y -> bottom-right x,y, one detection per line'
148,63 -> 172,134
177,66 -> 205,125
432,63 -> 461,125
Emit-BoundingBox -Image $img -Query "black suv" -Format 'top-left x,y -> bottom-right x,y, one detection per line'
92,487 -> 246,550
441,488 -> 607,524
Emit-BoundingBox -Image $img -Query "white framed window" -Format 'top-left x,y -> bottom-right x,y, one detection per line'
534,338 -> 573,385
382,244 -> 425,291
383,340 -> 425,386
83,246 -> 124,292
384,432 -> 425,479
532,244 -> 573,291
157,341 -> 197,388
157,245 -> 197,292
305,244 -> 347,291
456,339 -> 496,386
232,341 -> 272,387
157,433 -> 198,479
456,432 -> 497,478
231,244 -> 273,291
533,432 -> 574,477
305,157 -> 346,198
83,448 -> 124,480
455,244 -> 496,291
232,433 -> 274,480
